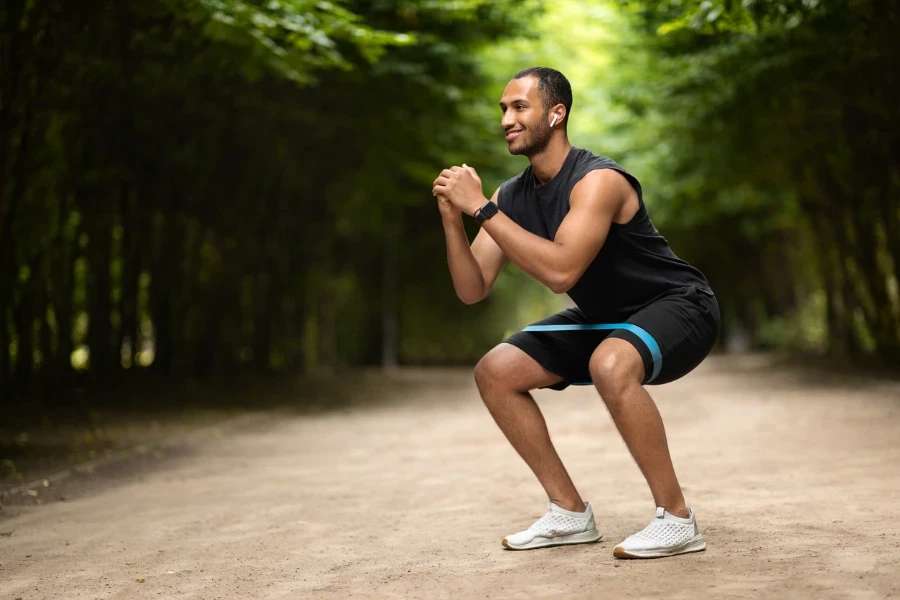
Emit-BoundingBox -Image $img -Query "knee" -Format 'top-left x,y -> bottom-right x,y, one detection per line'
589,349 -> 638,408
474,351 -> 500,397
473,346 -> 517,400
473,356 -> 489,393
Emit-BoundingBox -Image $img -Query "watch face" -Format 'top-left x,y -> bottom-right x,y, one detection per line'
476,201 -> 497,223
482,202 -> 498,217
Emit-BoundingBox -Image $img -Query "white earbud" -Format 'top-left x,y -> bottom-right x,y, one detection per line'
550,114 -> 558,127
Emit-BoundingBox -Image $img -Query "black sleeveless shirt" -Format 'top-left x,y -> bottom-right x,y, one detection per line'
497,146 -> 713,321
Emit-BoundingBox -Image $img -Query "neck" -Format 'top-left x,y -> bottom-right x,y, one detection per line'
528,136 -> 572,184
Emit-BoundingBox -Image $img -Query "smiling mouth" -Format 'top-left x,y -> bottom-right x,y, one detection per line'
505,129 -> 523,142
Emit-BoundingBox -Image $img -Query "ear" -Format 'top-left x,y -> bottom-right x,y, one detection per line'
549,104 -> 567,127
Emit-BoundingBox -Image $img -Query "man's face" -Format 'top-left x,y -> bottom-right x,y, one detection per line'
499,76 -> 551,157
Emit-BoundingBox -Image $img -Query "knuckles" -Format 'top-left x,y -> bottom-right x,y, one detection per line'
434,165 -> 480,189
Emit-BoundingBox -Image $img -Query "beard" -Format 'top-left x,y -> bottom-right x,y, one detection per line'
508,116 -> 552,157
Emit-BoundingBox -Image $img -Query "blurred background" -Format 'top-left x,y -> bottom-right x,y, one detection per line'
0,0 -> 897,427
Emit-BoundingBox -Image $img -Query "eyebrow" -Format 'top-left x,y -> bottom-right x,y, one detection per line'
499,98 -> 530,107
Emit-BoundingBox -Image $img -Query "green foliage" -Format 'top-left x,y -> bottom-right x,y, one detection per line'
610,0 -> 900,359
0,0 -> 542,403
193,0 -> 415,82
2,0 -> 898,408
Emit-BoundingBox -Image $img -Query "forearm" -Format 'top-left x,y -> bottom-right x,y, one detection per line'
442,216 -> 486,304
434,167 -> 617,296
481,212 -> 572,293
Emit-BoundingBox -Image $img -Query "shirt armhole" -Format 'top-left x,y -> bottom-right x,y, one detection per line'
497,181 -> 511,218
569,163 -> 645,210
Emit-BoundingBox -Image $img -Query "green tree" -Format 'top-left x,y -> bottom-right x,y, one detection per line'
0,0 -> 542,408
611,0 -> 899,359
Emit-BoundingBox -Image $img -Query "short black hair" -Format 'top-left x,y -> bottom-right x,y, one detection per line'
513,67 -> 573,122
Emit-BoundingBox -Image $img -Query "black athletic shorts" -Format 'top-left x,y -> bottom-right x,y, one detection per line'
503,286 -> 720,389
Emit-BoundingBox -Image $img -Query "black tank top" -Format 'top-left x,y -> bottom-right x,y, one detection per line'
498,146 -> 713,321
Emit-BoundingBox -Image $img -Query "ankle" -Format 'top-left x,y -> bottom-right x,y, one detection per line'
552,498 -> 587,513
664,505 -> 690,519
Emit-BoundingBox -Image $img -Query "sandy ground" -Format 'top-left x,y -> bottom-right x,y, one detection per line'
1,354 -> 899,599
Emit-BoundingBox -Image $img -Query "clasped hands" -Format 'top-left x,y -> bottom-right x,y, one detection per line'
432,164 -> 487,217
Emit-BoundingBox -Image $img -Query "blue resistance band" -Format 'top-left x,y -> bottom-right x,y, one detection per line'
521,323 -> 663,384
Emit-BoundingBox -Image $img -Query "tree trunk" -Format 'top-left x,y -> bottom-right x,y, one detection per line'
302,271 -> 319,373
87,193 -> 114,374
0,0 -> 30,293
132,192 -> 153,367
37,274 -> 51,375
268,275 -> 283,369
52,232 -> 77,384
149,210 -> 182,376
118,185 -> 139,369
382,227 -> 398,370
320,278 -> 336,373
0,303 -> 9,403
29,272 -> 51,405
193,272 -> 224,376
54,282 -> 74,381
12,286 -> 34,397
151,294 -> 171,374
252,274 -> 271,371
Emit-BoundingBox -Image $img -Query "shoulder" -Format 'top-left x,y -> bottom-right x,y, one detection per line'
569,147 -> 634,174
569,148 -> 644,202
574,167 -> 633,195
569,168 -> 631,214
570,147 -> 620,172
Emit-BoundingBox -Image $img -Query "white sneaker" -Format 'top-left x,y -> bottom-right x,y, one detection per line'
502,501 -> 602,550
613,507 -> 707,559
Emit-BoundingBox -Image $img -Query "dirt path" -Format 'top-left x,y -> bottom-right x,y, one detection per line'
2,355 -> 899,599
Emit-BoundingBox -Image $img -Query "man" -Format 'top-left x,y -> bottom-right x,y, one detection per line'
432,67 -> 720,559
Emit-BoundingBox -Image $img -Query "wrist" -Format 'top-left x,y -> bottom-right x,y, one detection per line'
441,212 -> 463,226
469,197 -> 489,217
473,198 -> 498,224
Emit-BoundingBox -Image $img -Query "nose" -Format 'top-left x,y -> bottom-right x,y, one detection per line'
501,108 -> 516,130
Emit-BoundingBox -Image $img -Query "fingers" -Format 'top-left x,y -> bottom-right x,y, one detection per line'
436,165 -> 475,181
432,164 -> 477,195
433,170 -> 453,191
432,175 -> 450,195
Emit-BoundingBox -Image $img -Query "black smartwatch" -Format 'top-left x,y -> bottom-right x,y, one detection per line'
474,200 -> 499,224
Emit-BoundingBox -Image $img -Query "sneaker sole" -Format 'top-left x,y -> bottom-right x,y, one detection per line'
613,536 -> 706,559
502,529 -> 602,551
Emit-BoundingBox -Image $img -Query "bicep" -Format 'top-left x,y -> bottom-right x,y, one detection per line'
553,170 -> 624,278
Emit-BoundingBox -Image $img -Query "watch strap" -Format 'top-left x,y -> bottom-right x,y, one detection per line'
474,200 -> 498,224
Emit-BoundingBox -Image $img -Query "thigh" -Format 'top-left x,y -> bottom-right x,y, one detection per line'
614,286 -> 721,385
502,308 -> 615,391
